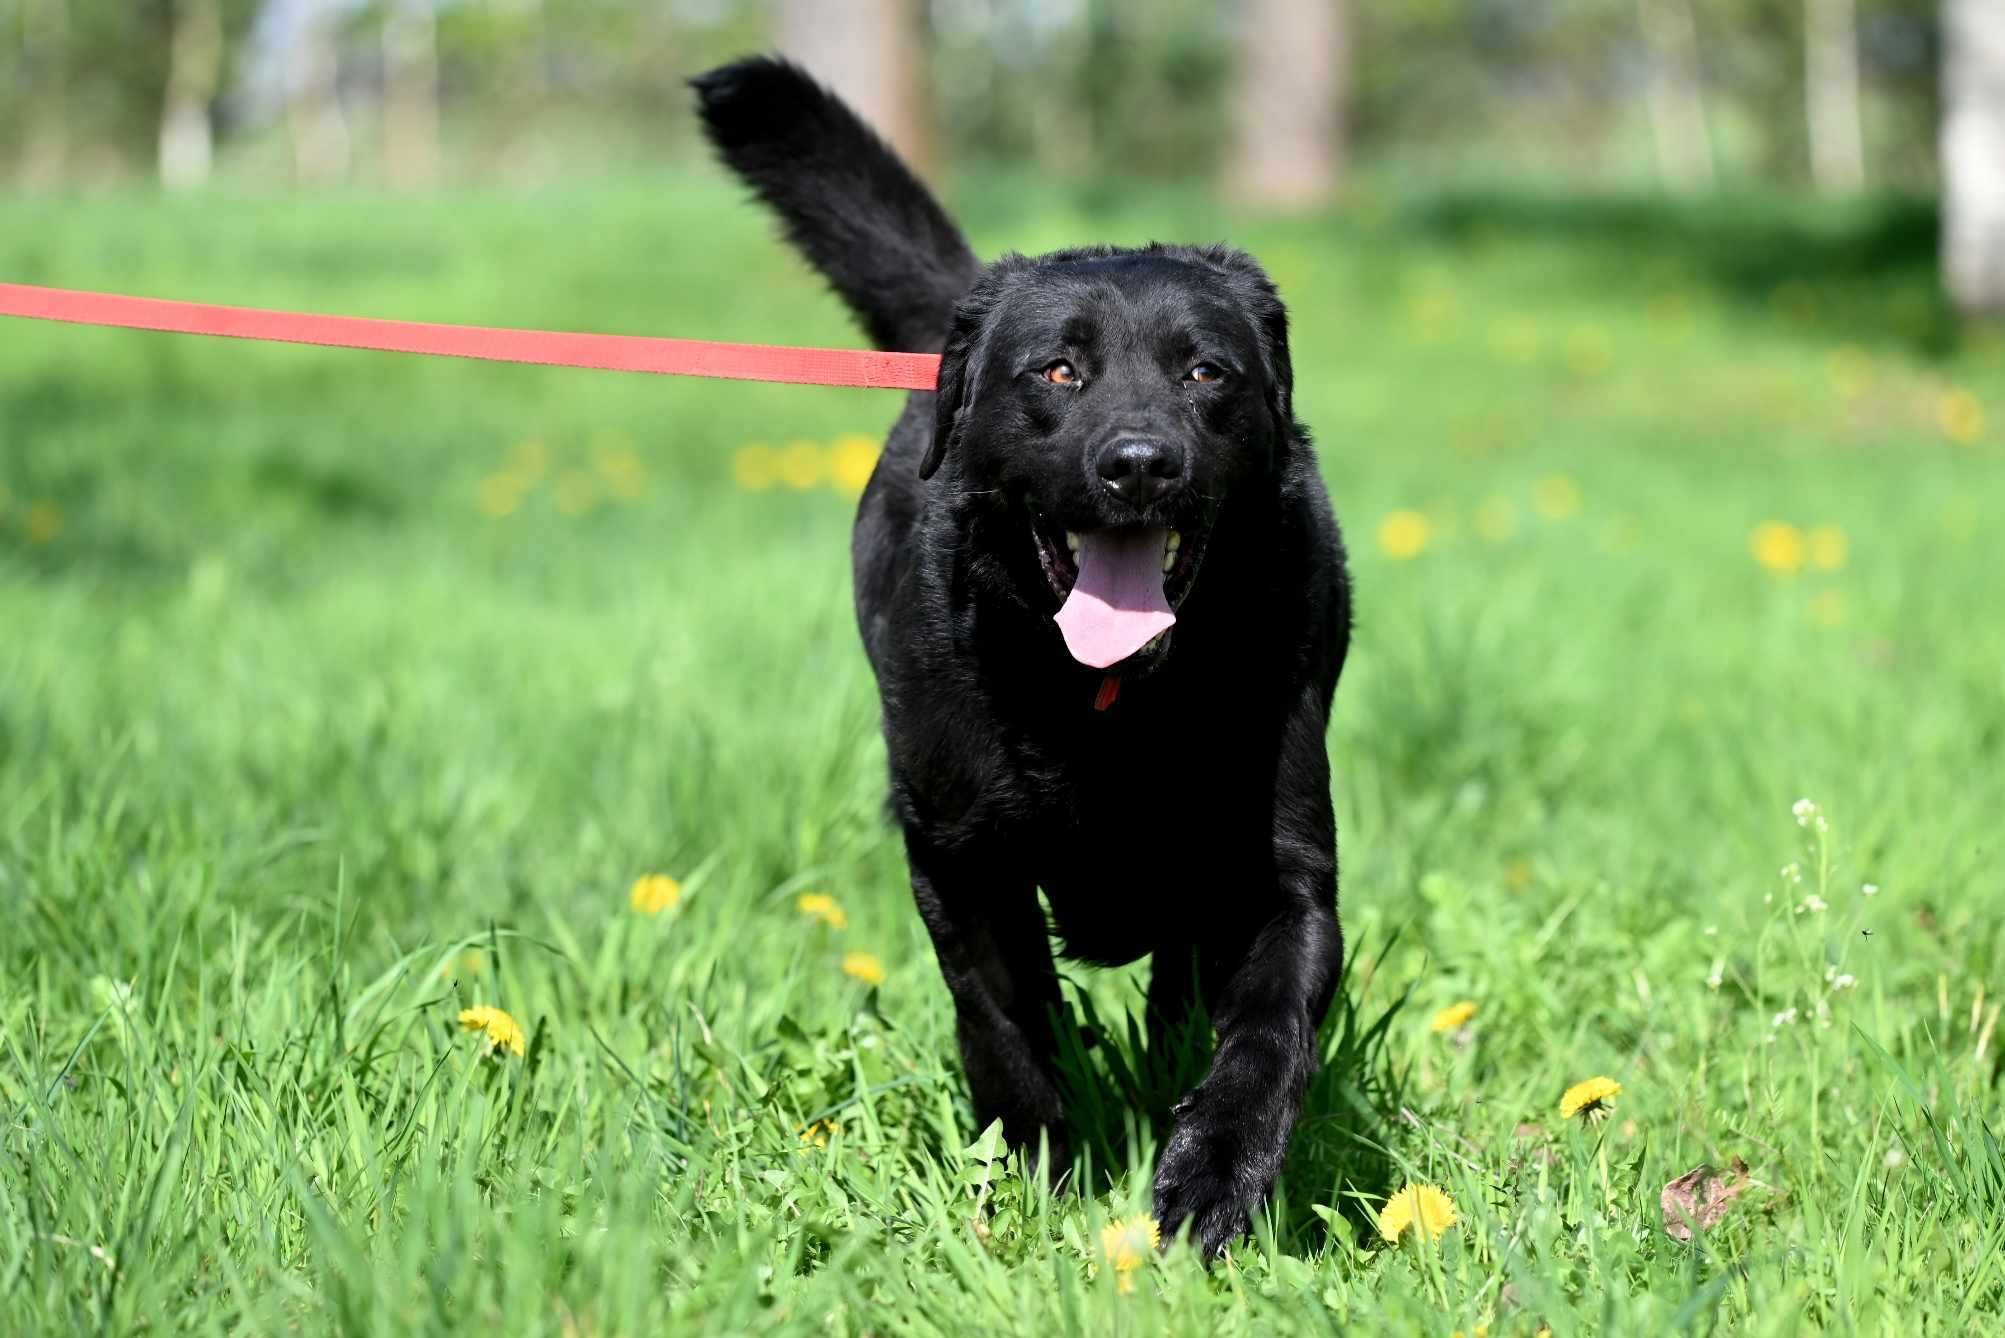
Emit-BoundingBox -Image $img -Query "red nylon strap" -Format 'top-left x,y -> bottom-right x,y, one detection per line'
0,281 -> 941,392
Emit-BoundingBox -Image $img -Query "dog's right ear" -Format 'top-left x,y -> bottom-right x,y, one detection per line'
920,302 -> 983,480
919,347 -> 963,480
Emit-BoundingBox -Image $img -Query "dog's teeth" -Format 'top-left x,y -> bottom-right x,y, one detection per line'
1162,548 -> 1175,573
1065,531 -> 1081,555
1166,530 -> 1182,552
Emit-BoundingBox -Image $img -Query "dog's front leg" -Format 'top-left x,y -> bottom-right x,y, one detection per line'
1151,698 -> 1342,1258
905,833 -> 1070,1172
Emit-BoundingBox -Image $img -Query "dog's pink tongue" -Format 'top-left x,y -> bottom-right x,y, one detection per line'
1053,527 -> 1175,669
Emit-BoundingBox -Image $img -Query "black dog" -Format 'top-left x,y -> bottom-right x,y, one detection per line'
694,57 -> 1351,1258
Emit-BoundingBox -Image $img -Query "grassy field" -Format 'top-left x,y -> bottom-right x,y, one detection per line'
3,175 -> 2002,1335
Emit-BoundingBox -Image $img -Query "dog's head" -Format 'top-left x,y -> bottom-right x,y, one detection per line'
923,244 -> 1295,670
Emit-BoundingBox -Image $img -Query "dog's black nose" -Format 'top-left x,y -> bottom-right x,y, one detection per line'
1095,438 -> 1184,506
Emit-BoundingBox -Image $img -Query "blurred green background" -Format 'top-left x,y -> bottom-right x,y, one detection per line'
4,4 -> 2005,1335
0,1 -> 1953,194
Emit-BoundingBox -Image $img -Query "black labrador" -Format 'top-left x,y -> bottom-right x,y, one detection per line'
694,57 -> 1352,1258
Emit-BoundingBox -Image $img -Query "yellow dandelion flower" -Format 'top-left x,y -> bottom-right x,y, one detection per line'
841,952 -> 886,986
1406,289 -> 1456,340
1647,289 -> 1693,335
1100,1214 -> 1160,1292
1378,509 -> 1431,560
797,892 -> 849,930
1565,325 -> 1611,377
779,440 -> 825,489
1378,1183 -> 1457,1244
25,501 -> 66,544
594,444 -> 648,500
828,434 -> 881,495
1559,1075 -> 1621,1120
798,1118 -> 842,1148
554,470 -> 599,516
1807,525 -> 1847,571
1750,521 -> 1806,574
1532,475 -> 1581,520
1430,1001 -> 1477,1034
477,472 -> 527,518
629,873 -> 681,915
1487,317 -> 1542,364
1827,345 -> 1872,399
1938,387 -> 1984,444
1473,496 -> 1517,542
458,1005 -> 526,1058
508,440 -> 550,481
733,444 -> 780,490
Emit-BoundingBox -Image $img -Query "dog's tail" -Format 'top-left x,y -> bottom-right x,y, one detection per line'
691,57 -> 979,354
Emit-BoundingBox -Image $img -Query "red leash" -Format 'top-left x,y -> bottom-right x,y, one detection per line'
0,281 -> 942,392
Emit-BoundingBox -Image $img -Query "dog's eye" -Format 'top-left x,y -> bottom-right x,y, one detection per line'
1041,360 -> 1080,386
1186,363 -> 1225,384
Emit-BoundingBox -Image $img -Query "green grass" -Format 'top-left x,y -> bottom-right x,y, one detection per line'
3,175 -> 2003,1335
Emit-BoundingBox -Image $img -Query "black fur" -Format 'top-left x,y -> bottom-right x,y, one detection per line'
694,57 -> 1352,1259
690,56 -> 978,353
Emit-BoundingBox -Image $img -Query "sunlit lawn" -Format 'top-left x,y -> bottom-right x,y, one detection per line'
2,175 -> 2002,1334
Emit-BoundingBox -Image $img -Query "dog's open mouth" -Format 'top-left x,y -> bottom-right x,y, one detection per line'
1031,519 -> 1208,669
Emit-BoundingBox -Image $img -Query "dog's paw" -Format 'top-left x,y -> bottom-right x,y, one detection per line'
1150,1095 -> 1283,1259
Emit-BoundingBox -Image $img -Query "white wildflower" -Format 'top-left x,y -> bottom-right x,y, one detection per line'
1772,1008 -> 1799,1028
1796,893 -> 1828,914
1831,973 -> 1856,991
1861,882 -> 1879,897
1792,798 -> 1818,827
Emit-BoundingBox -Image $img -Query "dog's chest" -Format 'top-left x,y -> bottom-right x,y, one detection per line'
1014,730 -> 1267,963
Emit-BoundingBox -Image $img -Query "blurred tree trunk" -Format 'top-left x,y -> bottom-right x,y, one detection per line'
1636,0 -> 1714,191
383,0 -> 439,189
1944,0 -> 2005,313
1229,0 -> 1347,209
21,0 -> 69,185
288,0 -> 351,187
159,0 -> 222,190
1805,0 -> 1865,192
776,0 -> 934,177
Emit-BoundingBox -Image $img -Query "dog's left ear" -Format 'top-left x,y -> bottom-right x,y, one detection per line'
1203,247 -> 1295,442
1237,262 -> 1295,441
1255,298 -> 1295,441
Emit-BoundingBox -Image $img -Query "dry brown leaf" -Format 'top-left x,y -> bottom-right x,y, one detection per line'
1661,1157 -> 1751,1242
